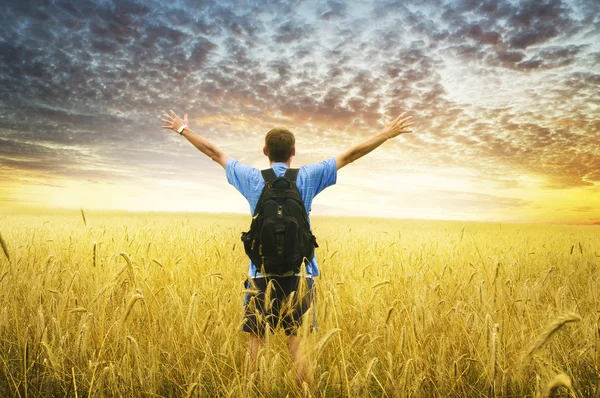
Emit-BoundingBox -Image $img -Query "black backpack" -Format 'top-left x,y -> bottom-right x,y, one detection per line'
241,168 -> 318,275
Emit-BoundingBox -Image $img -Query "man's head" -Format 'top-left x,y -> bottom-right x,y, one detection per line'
263,127 -> 295,163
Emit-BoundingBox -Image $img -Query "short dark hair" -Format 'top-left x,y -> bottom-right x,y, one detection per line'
265,128 -> 295,162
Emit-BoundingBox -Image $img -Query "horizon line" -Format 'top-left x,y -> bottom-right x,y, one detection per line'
2,204 -> 598,227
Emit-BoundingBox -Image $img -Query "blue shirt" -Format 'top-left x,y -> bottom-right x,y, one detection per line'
226,157 -> 337,278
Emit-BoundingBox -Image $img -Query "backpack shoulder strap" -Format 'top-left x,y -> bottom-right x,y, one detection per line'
261,169 -> 277,187
253,169 -> 277,217
284,168 -> 299,183
284,169 -> 303,203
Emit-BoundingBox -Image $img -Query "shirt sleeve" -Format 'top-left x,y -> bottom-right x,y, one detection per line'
302,157 -> 337,197
225,158 -> 260,196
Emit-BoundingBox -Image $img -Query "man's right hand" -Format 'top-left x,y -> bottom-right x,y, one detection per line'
161,110 -> 189,134
161,110 -> 231,169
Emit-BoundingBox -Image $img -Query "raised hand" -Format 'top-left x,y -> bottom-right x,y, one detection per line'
161,110 -> 188,134
382,113 -> 413,139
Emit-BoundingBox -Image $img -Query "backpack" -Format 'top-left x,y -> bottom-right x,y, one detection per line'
241,168 -> 318,275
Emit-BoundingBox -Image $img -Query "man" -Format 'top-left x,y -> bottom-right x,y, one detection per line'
161,110 -> 413,382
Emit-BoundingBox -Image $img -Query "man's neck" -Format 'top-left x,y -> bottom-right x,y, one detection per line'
269,160 -> 292,167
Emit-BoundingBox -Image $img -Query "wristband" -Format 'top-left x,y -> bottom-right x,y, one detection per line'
177,125 -> 188,135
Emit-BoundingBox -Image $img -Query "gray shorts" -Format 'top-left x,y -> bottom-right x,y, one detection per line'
242,276 -> 314,336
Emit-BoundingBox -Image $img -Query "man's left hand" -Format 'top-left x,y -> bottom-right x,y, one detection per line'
382,113 -> 413,139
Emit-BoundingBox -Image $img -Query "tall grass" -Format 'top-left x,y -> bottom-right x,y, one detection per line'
0,208 -> 598,397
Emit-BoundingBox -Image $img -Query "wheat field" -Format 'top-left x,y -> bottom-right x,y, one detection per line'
0,209 -> 598,397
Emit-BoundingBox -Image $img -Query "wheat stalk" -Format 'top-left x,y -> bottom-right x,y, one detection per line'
264,279 -> 275,312
526,312 -> 582,358
185,383 -> 199,398
101,366 -> 112,393
120,252 -> 136,285
400,325 -> 406,352
491,323 -> 499,397
401,358 -> 414,396
385,307 -> 395,326
151,259 -> 163,268
122,293 -> 145,323
349,333 -> 365,351
0,232 -> 10,262
364,357 -> 378,382
72,367 -> 78,398
412,305 -> 419,340
314,328 -> 341,354
542,266 -> 555,285
93,283 -> 115,303
93,242 -> 97,267
485,314 -> 492,349
543,373 -> 575,398
185,292 -> 198,331
75,318 -> 88,359
200,311 -> 213,335
80,209 -> 87,227
127,335 -> 144,388
120,251 -> 133,266
493,262 -> 501,286
493,262 -> 501,304
41,342 -> 56,372
372,280 -> 390,289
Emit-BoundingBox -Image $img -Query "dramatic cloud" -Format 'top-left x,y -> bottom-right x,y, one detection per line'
0,0 -> 598,223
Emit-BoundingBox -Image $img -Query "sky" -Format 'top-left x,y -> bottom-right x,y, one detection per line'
0,0 -> 599,224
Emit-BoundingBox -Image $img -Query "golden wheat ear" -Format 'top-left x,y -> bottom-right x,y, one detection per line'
543,373 -> 575,398
313,328 -> 341,355
526,312 -> 582,358
0,232 -> 10,262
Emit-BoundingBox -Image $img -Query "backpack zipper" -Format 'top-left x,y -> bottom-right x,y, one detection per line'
251,240 -> 255,250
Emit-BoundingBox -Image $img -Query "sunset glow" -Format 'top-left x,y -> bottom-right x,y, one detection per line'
1,0 -> 599,224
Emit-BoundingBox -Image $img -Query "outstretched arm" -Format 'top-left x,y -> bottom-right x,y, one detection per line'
161,110 -> 231,169
334,113 -> 413,170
